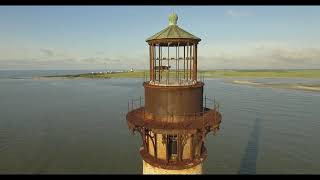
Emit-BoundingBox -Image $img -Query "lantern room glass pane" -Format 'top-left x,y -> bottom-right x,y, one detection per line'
150,45 -> 197,86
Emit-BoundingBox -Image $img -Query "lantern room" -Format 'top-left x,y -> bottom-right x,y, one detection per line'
146,13 -> 201,86
127,12 -> 222,174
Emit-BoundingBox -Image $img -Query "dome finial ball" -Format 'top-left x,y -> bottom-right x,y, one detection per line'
169,13 -> 178,26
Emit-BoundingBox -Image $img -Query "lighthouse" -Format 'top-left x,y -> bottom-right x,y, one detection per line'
126,13 -> 222,174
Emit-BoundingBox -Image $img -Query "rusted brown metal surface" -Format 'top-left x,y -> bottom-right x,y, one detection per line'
126,14 -> 222,172
144,82 -> 204,116
147,38 -> 199,46
126,91 -> 221,170
127,107 -> 221,132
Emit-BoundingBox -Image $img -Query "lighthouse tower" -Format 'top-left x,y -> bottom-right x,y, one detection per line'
126,13 -> 222,174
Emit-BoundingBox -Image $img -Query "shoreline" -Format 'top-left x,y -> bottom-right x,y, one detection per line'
29,70 -> 320,93
229,80 -> 320,92
32,76 -> 111,80
30,69 -> 320,80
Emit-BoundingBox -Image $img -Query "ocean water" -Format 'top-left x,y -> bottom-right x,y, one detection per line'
0,70 -> 319,174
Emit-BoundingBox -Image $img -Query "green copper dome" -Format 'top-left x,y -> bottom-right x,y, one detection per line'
146,13 -> 201,42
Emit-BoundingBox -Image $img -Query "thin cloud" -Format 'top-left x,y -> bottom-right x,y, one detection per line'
226,10 -> 253,17
40,49 -> 55,57
197,43 -> 320,69
266,47 -> 320,64
95,51 -> 105,55
2,42 -> 320,70
79,57 -> 121,64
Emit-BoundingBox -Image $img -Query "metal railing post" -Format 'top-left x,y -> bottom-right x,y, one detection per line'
202,111 -> 204,128
131,99 -> 133,111
202,97 -> 205,113
202,72 -> 204,82
203,72 -> 205,83
202,109 -> 204,123
204,95 -> 207,109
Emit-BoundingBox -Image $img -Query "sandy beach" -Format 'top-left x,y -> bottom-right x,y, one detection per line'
230,80 -> 320,92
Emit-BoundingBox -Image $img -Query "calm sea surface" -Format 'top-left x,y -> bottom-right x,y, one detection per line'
0,70 -> 319,174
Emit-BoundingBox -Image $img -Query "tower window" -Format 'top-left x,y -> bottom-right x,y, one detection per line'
168,135 -> 177,160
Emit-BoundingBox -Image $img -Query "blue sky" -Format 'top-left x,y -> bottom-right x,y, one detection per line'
1,6 -> 320,70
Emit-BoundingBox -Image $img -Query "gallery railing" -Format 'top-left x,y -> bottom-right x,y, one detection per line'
142,71 -> 206,85
127,95 -> 220,126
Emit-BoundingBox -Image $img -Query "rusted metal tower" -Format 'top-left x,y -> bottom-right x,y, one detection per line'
126,13 -> 222,174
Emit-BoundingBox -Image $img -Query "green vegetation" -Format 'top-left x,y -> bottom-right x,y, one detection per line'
44,69 -> 320,79
201,69 -> 320,78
